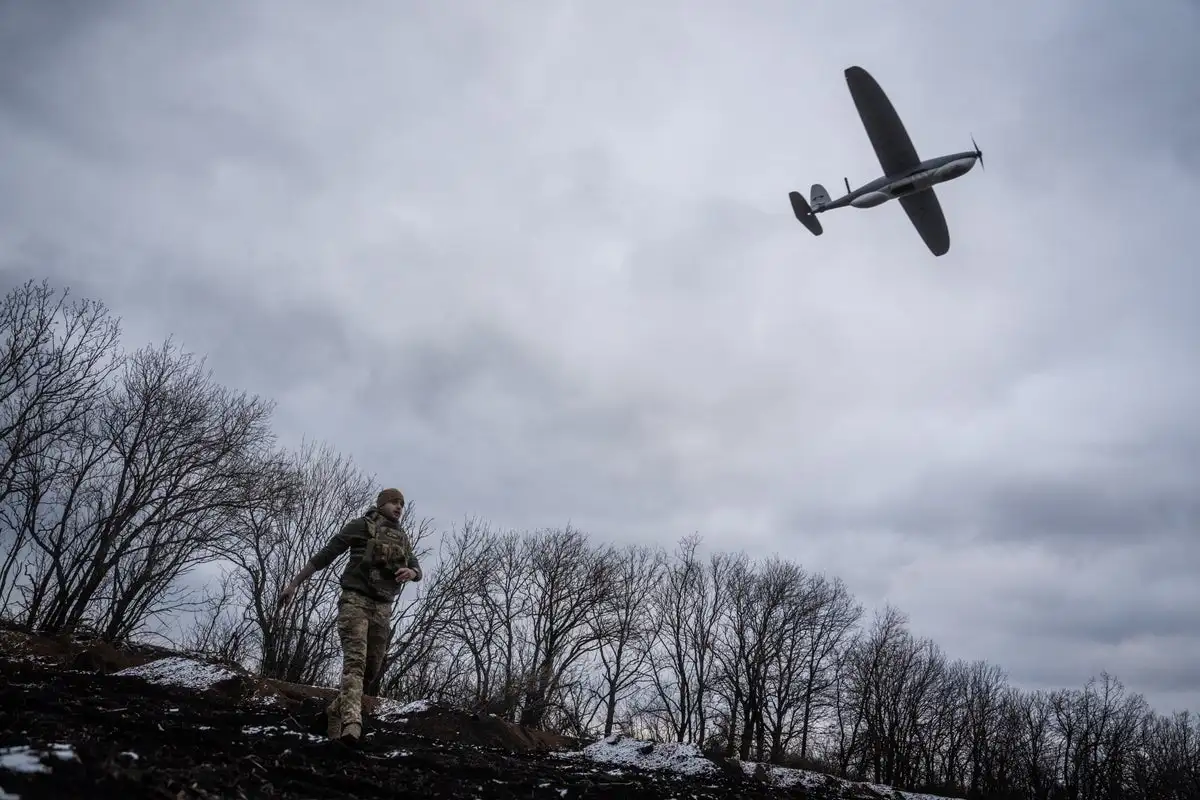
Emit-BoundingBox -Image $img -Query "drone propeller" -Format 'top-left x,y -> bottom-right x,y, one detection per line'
971,134 -> 984,171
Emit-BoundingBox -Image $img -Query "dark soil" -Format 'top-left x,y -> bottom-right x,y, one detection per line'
0,631 -> 826,799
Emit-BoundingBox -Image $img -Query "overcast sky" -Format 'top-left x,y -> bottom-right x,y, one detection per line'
2,0 -> 1198,714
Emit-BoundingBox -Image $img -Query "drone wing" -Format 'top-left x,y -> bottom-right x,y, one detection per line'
899,190 -> 951,256
844,66 -> 921,177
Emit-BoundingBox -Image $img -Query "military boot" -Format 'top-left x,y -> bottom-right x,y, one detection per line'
340,722 -> 362,747
325,700 -> 343,740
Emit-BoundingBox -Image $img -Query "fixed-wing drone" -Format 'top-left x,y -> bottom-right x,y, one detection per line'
789,65 -> 983,256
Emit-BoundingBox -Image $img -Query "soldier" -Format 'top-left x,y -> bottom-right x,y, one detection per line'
278,487 -> 421,745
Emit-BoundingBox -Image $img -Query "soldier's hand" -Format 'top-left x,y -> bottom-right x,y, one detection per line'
395,568 -> 417,583
278,583 -> 297,607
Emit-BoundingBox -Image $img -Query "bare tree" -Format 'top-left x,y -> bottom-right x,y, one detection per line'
692,549 -> 733,748
2,415 -> 110,627
827,627 -> 866,777
795,573 -> 862,761
644,534 -> 718,744
759,564 -> 849,765
888,636 -> 947,787
923,659 -> 970,792
735,556 -> 802,763
1045,673 -> 1153,800
439,520 -> 531,717
587,542 -> 667,737
960,660 -> 1010,798
1131,709 -> 1200,799
710,552 -> 754,757
13,338 -> 279,639
518,525 -> 615,730
543,661 -> 604,738
835,604 -> 911,782
0,280 -> 121,613
0,280 -> 121,501
1021,689 -> 1057,800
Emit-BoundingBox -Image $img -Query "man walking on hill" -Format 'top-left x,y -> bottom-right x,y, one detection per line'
278,487 -> 422,746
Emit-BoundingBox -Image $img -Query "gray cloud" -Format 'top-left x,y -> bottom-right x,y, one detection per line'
0,244 -> 357,403
3,0 -> 1199,714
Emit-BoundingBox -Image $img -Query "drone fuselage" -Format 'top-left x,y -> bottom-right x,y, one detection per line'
814,150 -> 979,212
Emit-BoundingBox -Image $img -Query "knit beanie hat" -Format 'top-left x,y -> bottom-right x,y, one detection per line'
376,488 -> 405,508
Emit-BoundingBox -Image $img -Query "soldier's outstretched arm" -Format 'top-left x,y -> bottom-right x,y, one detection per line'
278,519 -> 363,607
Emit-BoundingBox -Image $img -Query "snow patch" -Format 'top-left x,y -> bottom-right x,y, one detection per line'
47,745 -> 76,761
567,737 -> 954,799
241,725 -> 324,743
376,698 -> 432,719
735,759 -> 955,799
844,778 -> 952,800
114,656 -> 241,690
739,761 -> 827,790
0,744 -> 77,775
0,747 -> 47,775
580,734 -> 718,777
892,789 -> 955,800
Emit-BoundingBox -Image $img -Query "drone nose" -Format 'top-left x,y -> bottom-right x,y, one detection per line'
970,134 -> 984,171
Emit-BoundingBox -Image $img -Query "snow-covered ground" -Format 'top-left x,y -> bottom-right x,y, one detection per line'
0,744 -> 77,775
557,733 -> 952,799
0,743 -> 78,798
376,697 -> 432,720
557,734 -> 720,777
114,655 -> 242,690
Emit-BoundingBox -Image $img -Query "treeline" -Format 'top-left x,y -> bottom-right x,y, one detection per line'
2,278 -> 1198,800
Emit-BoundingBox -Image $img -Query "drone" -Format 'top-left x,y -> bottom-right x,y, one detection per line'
789,65 -> 983,257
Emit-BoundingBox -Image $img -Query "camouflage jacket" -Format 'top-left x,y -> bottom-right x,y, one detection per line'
306,509 -> 422,603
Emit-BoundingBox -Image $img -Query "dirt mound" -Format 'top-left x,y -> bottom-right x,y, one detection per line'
279,695 -> 571,756
242,674 -> 339,716
0,625 -> 170,673
112,655 -> 259,701
69,641 -> 143,674
381,704 -> 575,753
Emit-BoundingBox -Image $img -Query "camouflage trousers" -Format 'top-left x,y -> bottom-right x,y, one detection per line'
326,589 -> 392,737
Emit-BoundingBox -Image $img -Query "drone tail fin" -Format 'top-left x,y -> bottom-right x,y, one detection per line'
789,191 -> 823,236
810,184 -> 832,209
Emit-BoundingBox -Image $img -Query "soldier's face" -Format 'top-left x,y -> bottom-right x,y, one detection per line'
380,500 -> 403,520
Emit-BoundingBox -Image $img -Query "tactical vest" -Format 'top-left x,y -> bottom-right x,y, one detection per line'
360,511 -> 412,582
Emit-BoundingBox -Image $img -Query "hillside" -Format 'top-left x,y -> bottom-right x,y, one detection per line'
1,629 -> 957,800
